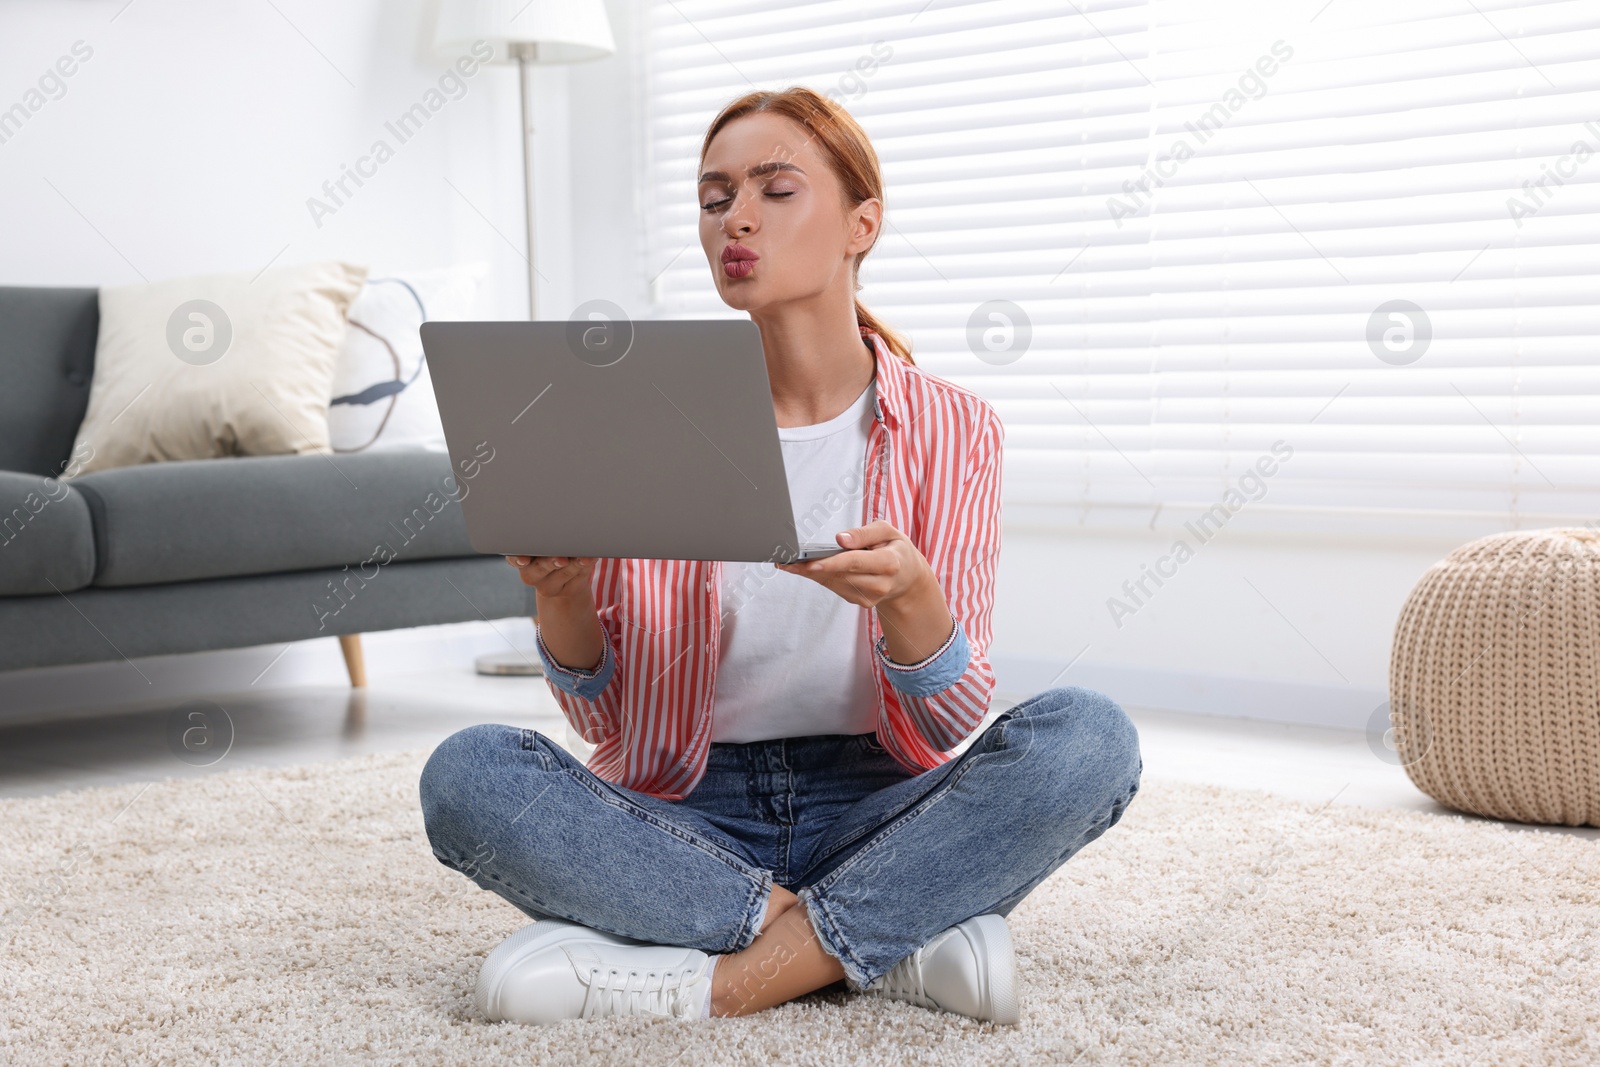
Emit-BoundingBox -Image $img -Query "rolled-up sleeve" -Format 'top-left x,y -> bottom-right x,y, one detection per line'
535,620 -> 617,701
874,617 -> 970,697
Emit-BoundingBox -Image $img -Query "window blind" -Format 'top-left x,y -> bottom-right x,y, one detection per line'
638,0 -> 1600,529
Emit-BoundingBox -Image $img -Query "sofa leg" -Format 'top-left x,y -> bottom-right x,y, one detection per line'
338,633 -> 367,688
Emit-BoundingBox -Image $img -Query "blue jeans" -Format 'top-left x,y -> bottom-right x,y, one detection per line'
418,685 -> 1142,991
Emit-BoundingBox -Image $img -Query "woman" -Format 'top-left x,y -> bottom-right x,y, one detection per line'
419,86 -> 1142,1026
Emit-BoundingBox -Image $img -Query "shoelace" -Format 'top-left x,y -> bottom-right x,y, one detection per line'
874,946 -> 931,1007
579,964 -> 703,1020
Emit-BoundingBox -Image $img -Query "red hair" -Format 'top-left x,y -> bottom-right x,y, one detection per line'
699,85 -> 913,364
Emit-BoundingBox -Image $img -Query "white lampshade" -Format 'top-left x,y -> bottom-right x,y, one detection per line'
434,0 -> 616,64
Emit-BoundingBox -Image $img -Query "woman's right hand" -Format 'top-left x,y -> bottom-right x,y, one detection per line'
505,555 -> 597,600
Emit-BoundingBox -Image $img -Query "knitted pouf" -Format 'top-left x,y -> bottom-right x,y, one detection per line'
1389,527 -> 1600,827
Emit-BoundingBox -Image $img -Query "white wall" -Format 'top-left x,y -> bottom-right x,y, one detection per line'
991,518 -> 1466,731
0,0 -> 1486,732
0,0 -> 580,317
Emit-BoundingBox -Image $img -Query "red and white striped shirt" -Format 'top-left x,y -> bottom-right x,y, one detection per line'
535,326 -> 1004,800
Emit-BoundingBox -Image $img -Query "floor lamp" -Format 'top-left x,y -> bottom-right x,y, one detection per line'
435,1 -> 616,677
435,0 -> 617,321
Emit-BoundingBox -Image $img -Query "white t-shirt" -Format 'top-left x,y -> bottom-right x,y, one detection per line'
710,379 -> 879,743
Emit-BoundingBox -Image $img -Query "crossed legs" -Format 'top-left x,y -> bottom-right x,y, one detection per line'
419,686 -> 1142,1016
708,884 -> 845,1016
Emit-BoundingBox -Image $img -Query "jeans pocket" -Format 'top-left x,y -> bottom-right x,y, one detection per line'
520,728 -> 559,772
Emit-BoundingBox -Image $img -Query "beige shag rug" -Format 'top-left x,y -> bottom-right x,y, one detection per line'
2,747 -> 1596,1066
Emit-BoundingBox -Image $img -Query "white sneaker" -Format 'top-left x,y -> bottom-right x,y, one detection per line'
864,914 -> 1020,1025
475,919 -> 714,1024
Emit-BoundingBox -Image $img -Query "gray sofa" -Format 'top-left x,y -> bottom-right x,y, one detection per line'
0,285 -> 533,682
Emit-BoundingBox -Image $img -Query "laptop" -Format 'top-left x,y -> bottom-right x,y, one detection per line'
420,318 -> 850,564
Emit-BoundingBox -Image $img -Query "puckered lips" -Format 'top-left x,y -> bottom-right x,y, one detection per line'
721,243 -> 758,278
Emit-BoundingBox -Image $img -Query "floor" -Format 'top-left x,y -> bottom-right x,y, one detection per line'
1,664 -> 1593,842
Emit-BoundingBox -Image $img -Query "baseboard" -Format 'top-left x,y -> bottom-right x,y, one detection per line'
0,618 -> 536,726
991,653 -> 1385,734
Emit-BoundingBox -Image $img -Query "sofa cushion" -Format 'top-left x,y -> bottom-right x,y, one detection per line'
72,449 -> 481,588
0,287 -> 98,477
0,471 -> 97,595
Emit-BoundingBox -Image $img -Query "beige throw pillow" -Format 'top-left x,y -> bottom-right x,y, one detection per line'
68,261 -> 368,475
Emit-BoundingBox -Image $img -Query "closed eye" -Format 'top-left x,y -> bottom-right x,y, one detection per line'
701,191 -> 796,212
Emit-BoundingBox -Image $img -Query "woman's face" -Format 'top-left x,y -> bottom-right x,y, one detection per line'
697,112 -> 879,314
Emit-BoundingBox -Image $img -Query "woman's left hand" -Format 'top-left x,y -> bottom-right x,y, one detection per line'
775,520 -> 932,607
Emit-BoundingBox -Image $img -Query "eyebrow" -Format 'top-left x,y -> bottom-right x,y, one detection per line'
697,161 -> 807,184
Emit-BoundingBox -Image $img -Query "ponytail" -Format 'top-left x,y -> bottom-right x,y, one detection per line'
855,299 -> 913,364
